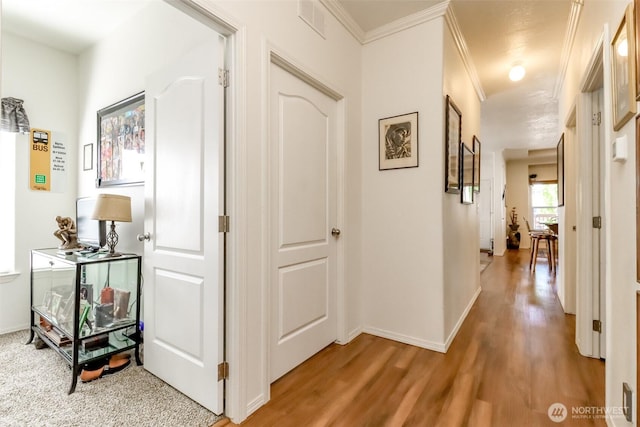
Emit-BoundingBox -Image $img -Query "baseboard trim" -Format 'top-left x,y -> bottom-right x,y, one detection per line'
362,326 -> 446,353
444,286 -> 482,351
246,394 -> 266,418
0,324 -> 29,336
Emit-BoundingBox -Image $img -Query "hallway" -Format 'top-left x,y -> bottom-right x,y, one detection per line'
226,250 -> 605,426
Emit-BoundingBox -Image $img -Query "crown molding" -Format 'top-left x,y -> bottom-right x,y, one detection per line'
553,0 -> 584,99
444,3 -> 486,101
319,0 -> 366,44
363,1 -> 449,44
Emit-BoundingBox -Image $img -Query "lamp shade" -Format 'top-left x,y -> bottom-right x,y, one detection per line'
92,194 -> 132,222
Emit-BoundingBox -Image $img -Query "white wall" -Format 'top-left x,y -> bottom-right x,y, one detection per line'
493,151 -> 507,256
558,1 -> 631,425
0,33 -> 77,333
528,163 -> 556,181
442,19 -> 481,342
361,19 -> 446,348
360,9 -> 480,352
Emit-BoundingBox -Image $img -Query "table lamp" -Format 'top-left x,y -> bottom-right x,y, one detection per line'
92,194 -> 132,257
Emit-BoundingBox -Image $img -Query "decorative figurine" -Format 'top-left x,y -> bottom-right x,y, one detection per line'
54,216 -> 80,250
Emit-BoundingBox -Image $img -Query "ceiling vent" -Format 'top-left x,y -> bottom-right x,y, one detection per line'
298,0 -> 326,39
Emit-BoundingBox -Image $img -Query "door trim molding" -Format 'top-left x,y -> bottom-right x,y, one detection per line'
263,41 -> 348,396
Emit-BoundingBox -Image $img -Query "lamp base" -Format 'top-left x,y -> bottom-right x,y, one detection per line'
106,221 -> 122,257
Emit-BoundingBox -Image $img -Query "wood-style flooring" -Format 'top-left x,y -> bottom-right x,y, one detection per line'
218,250 -> 605,426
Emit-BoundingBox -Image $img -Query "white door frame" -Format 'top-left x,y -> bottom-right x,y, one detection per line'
263,46 -> 348,391
575,29 -> 610,359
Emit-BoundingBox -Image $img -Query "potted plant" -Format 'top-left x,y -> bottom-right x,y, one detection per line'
507,207 -> 521,249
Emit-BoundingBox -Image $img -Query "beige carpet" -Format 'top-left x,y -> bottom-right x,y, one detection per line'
0,330 -> 222,426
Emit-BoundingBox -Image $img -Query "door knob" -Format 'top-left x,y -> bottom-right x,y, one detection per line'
331,228 -> 341,237
137,232 -> 151,242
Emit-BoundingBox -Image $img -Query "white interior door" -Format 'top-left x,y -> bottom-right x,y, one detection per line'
143,36 -> 225,413
479,178 -> 493,252
269,63 -> 338,382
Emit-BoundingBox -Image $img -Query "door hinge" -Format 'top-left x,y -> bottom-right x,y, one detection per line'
218,68 -> 229,87
219,215 -> 230,233
592,216 -> 602,229
218,361 -> 229,381
593,320 -> 602,333
592,112 -> 601,126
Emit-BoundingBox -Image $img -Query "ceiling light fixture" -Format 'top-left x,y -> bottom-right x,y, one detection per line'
509,65 -> 526,82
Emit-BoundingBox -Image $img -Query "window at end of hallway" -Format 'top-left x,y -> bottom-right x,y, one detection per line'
0,132 -> 17,278
531,182 -> 558,230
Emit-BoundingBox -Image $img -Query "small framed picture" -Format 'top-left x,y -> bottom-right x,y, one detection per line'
378,112 -> 419,170
50,292 -> 62,318
80,284 -> 94,308
83,144 -> 93,171
42,291 -> 52,311
460,142 -> 474,205
612,3 -> 637,130
472,136 -> 481,193
445,95 -> 462,194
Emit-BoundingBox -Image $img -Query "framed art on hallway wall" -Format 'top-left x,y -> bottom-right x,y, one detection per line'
445,95 -> 462,194
612,3 -> 636,131
378,112 -> 419,170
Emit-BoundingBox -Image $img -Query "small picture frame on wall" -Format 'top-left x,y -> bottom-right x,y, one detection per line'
97,91 -> 145,187
557,133 -> 565,207
83,144 -> 93,171
460,142 -> 474,204
472,135 -> 481,193
445,95 -> 462,194
378,112 -> 419,170
612,3 -> 637,130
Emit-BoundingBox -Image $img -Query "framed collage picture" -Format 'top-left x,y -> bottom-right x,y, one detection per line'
97,92 -> 145,187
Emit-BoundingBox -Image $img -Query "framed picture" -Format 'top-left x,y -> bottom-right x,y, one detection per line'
42,291 -> 52,311
80,283 -> 94,308
557,133 -> 565,207
83,144 -> 93,171
612,3 -> 636,131
50,292 -> 62,318
472,135 -> 481,193
445,95 -> 462,193
378,112 -> 419,170
97,91 -> 145,187
460,142 -> 474,204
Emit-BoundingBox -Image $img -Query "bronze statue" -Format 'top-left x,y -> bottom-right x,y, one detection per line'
54,216 -> 80,250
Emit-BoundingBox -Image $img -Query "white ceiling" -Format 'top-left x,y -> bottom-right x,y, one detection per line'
2,0 -> 152,54
2,0 -> 572,156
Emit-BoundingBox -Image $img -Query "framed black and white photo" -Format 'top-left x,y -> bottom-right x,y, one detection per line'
445,95 -> 462,193
461,142 -> 474,204
97,91 -> 145,187
612,3 -> 636,131
378,112 -> 419,170
472,135 -> 481,193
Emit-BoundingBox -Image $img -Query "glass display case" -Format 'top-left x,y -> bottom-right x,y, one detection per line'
28,248 -> 142,393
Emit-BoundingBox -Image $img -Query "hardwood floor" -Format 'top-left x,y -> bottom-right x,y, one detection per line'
221,250 -> 605,426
